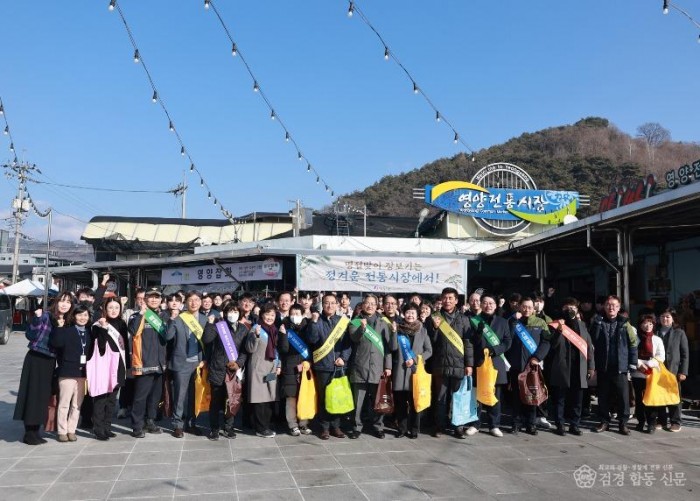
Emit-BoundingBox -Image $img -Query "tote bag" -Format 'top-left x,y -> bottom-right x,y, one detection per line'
451,376 -> 478,426
643,362 -> 681,407
412,355 -> 432,413
297,361 -> 318,420
194,366 -> 211,417
476,349 -> 499,406
325,369 -> 354,414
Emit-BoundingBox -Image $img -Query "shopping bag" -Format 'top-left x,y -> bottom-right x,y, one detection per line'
374,373 -> 395,415
325,370 -> 354,414
194,366 -> 211,417
518,365 -> 548,406
412,355 -> 432,412
643,362 -> 681,407
476,349 -> 499,406
451,376 -> 478,426
297,362 -> 317,420
224,370 -> 243,417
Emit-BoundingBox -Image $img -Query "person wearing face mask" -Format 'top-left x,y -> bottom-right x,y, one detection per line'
202,303 -> 249,440
546,298 -> 594,436
50,304 -> 92,442
631,314 -> 665,434
278,303 -> 312,436
656,308 -> 688,432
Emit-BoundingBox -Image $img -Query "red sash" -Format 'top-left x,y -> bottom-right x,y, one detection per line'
549,321 -> 588,360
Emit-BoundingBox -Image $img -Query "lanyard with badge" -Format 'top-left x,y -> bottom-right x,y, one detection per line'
77,327 -> 87,364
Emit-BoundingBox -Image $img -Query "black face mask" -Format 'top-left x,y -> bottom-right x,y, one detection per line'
564,308 -> 577,320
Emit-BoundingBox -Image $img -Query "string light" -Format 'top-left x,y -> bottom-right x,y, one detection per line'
348,1 -> 354,17
346,1 -> 476,157
661,1 -> 700,43
180,146 -> 185,156
316,176 -> 320,184
109,0 -> 116,11
3,126 -> 8,135
169,120 -> 174,131
453,132 -> 459,143
200,0 -> 338,202
204,0 -> 211,10
151,90 -> 158,103
190,163 -> 195,172
133,49 -> 140,63
208,192 -> 211,199
9,142 -> 14,152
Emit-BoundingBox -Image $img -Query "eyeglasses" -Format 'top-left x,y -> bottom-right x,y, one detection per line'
482,301 -> 497,307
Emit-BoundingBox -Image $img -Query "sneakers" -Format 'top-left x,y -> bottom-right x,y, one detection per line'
256,429 -> 276,438
490,428 -> 503,438
67,433 -> 77,442
669,424 -> 682,432
131,429 -> 146,438
290,427 -> 301,437
299,426 -> 312,435
208,429 -> 220,441
537,417 -> 553,429
223,429 -> 237,439
465,426 -> 478,436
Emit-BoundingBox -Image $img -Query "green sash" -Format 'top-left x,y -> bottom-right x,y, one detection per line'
470,315 -> 511,370
351,318 -> 385,356
180,311 -> 204,348
435,314 -> 464,355
313,316 -> 350,363
144,308 -> 165,335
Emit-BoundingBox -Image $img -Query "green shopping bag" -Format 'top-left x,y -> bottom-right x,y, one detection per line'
325,369 -> 355,414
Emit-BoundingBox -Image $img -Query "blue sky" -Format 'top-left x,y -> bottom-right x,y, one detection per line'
1,1 -> 698,242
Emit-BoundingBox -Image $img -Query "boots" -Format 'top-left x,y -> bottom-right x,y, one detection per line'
23,427 -> 46,445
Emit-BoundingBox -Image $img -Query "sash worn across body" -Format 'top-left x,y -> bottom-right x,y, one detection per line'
470,316 -> 512,370
398,334 -> 417,362
215,320 -> 239,362
513,321 -> 538,356
180,312 -> 204,349
350,318 -> 384,356
287,328 -> 310,359
313,316 -> 349,363
549,321 -> 588,360
436,314 -> 464,355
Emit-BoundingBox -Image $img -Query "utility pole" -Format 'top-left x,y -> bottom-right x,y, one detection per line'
171,171 -> 187,219
3,161 -> 35,284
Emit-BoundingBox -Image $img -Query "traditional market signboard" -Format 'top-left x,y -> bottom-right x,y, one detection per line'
161,258 -> 282,285
424,163 -> 580,236
297,255 -> 467,294
665,159 -> 700,189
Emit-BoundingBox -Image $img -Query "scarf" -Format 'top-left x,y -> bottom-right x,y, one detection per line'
261,321 -> 278,361
638,330 -> 654,360
401,320 -> 422,336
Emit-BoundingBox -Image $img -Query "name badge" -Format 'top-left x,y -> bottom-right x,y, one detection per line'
80,354 -> 87,364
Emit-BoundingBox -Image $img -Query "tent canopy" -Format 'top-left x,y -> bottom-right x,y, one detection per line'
0,279 -> 57,297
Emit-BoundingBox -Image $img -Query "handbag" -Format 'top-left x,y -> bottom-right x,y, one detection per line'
86,339 -> 120,397
643,362 -> 681,407
325,368 -> 354,414
476,349 -> 499,406
224,370 -> 243,417
194,366 -> 211,417
373,373 -> 394,415
518,365 -> 548,406
451,376 -> 478,426
297,361 -> 317,420
412,355 -> 432,413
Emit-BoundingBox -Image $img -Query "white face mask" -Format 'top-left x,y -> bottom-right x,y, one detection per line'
290,315 -> 303,325
227,313 -> 239,324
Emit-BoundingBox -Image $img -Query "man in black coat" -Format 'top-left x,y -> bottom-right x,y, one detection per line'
657,308 -> 689,432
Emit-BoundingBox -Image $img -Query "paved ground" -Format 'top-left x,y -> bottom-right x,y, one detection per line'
1,331 -> 698,501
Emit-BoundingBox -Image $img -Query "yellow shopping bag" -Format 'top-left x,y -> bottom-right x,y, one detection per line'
412,355 -> 432,413
476,349 -> 499,406
643,362 -> 681,407
194,365 -> 211,417
297,361 -> 317,421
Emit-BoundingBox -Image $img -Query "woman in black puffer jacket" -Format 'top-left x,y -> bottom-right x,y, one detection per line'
202,302 -> 248,439
278,304 -> 311,436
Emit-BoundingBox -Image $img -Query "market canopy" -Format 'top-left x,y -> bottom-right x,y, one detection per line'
0,279 -> 57,297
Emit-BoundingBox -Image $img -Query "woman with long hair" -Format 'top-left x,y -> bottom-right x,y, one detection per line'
631,314 -> 665,434
14,291 -> 73,445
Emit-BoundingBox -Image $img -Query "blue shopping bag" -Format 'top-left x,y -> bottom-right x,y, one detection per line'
451,376 -> 478,426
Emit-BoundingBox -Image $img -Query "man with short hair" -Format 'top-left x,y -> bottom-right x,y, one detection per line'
165,291 -> 207,437
427,287 -> 475,439
466,292 -> 482,318
307,293 -> 352,440
238,292 -> 258,327
590,295 -> 638,435
276,291 -> 293,323
347,294 -> 393,439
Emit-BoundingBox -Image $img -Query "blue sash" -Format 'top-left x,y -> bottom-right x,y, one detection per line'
256,324 -> 280,368
287,328 -> 310,359
513,321 -> 538,356
398,334 -> 416,362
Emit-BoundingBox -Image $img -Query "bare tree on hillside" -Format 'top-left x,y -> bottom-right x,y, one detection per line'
636,122 -> 671,167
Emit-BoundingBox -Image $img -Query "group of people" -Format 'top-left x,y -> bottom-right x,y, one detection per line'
13,280 -> 690,446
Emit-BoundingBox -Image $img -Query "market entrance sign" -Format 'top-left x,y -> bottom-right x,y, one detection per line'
424,163 -> 580,236
161,258 -> 282,285
297,255 -> 467,294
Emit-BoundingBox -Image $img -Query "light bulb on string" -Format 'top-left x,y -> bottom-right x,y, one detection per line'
298,152 -> 303,161
331,191 -> 335,197
325,185 -> 329,192
0,103 -> 4,114
454,132 -> 459,144
190,163 -> 195,172
204,0 -> 210,10
9,142 -> 14,152
208,192 -> 211,199
471,154 -> 476,162
270,110 -> 276,120
348,1 -> 354,17
285,131 -> 290,142
3,126 -> 8,135
152,90 -> 158,103
231,43 -> 237,56
253,81 -> 259,92
169,121 -> 174,131
384,46 -> 390,60
435,111 -> 441,122
663,1 -> 669,14
180,146 -> 185,156
213,198 -> 217,205
307,163 -> 311,172
316,176 -> 320,184
133,49 -> 140,63
413,82 -> 418,94
200,178 -> 204,186
109,0 -> 116,11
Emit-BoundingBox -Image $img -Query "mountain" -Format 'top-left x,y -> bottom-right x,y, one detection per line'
336,117 -> 700,218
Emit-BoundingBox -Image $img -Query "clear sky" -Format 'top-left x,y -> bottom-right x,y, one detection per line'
1,1 -> 698,242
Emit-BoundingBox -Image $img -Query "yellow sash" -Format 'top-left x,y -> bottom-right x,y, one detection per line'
180,311 -> 204,345
313,316 -> 350,363
437,315 -> 464,355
